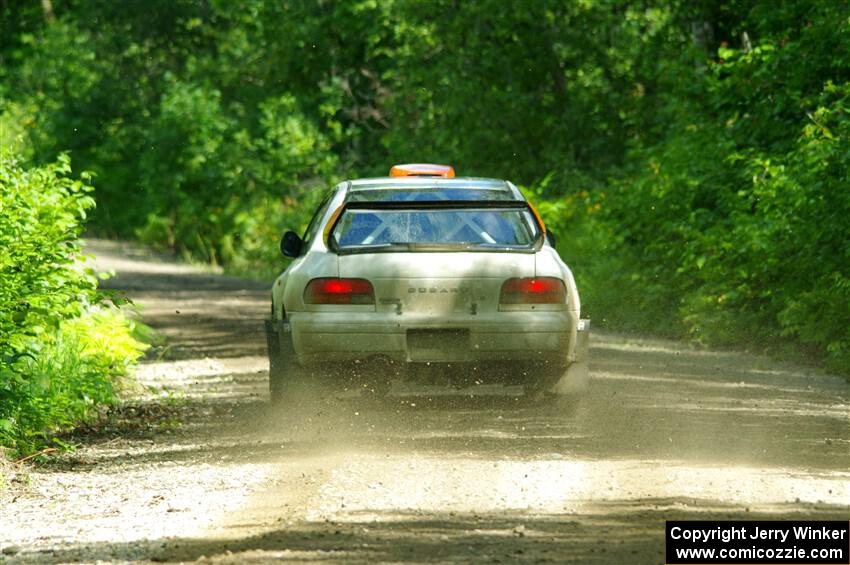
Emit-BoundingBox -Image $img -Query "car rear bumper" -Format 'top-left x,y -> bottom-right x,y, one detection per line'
276,311 -> 586,366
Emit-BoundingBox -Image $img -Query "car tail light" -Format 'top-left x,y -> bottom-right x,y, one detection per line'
499,277 -> 565,304
304,278 -> 375,305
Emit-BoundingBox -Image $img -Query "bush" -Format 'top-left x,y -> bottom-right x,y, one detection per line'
0,152 -> 95,350
583,77 -> 850,371
0,308 -> 147,455
0,152 -> 147,456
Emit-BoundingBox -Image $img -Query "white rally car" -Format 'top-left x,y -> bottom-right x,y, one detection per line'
265,164 -> 589,401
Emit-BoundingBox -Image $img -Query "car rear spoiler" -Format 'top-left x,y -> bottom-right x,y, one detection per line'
341,200 -> 529,210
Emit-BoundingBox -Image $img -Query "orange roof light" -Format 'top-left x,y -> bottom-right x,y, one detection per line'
390,163 -> 455,178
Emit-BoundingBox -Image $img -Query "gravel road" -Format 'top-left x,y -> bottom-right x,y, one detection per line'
1,239 -> 847,564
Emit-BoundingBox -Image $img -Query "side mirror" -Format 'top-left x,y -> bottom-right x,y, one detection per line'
280,231 -> 303,258
546,230 -> 557,248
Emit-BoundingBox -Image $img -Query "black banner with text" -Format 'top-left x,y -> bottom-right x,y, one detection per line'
666,520 -> 849,564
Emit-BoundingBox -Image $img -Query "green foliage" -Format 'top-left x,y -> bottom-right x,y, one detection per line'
3,0 -> 672,256
0,308 -> 147,455
382,0 -> 679,181
225,186 -> 329,279
586,3 -> 850,371
0,152 -> 95,349
0,153 -> 147,456
0,100 -> 35,160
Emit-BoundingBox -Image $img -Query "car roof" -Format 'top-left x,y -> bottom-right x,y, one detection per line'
344,176 -> 523,201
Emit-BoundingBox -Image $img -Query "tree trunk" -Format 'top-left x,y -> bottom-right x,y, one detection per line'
41,0 -> 55,23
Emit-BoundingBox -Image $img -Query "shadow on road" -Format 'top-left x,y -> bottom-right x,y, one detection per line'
18,501 -> 848,564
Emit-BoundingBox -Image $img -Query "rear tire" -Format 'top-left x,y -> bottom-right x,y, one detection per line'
265,319 -> 299,404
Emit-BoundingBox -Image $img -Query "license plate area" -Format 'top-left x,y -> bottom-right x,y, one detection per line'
407,329 -> 470,362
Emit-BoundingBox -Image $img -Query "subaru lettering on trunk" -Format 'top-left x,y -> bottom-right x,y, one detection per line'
408,287 -> 469,294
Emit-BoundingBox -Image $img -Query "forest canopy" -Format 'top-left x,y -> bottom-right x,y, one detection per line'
1,0 -> 849,374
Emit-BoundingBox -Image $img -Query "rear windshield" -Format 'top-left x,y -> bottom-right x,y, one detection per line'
330,207 -> 540,252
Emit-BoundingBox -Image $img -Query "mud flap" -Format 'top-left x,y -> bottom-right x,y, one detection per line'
549,319 -> 590,396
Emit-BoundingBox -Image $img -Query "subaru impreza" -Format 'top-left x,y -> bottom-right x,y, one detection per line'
265,164 -> 589,402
